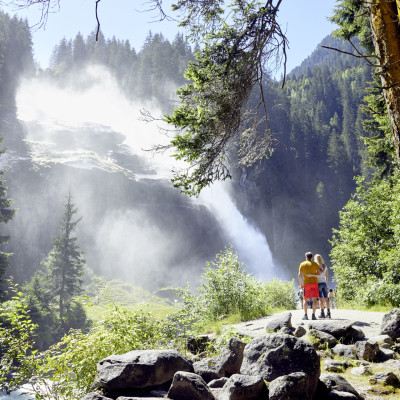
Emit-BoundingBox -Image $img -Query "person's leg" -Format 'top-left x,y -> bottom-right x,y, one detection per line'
318,283 -> 326,318
310,283 -> 319,319
325,296 -> 331,317
319,283 -> 330,317
312,297 -> 317,318
303,285 -> 310,319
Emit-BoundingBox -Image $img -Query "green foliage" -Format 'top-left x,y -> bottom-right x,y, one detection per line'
330,0 -> 373,52
0,297 -> 180,399
31,304 -> 177,399
163,0 -> 287,195
176,247 -> 296,327
330,174 -> 400,303
0,281 -> 38,392
362,282 -> 400,308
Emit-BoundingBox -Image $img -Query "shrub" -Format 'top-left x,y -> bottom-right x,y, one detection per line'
176,247 -> 297,325
362,281 -> 400,307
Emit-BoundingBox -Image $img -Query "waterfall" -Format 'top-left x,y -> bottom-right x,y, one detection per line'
14,65 -> 280,282
199,183 -> 275,279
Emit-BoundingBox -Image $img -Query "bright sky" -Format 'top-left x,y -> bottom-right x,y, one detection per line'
0,0 -> 338,72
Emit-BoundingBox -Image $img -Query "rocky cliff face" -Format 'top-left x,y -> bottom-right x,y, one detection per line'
0,110 -> 226,289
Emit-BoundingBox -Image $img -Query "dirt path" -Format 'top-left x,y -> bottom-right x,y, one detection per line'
232,308 -> 386,339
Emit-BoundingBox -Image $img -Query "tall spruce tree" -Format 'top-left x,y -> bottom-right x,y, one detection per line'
41,193 -> 85,335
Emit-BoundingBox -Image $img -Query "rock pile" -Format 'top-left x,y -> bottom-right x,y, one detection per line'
80,308 -> 400,400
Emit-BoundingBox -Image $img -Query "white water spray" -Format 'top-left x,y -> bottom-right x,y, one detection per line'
15,65 -> 278,280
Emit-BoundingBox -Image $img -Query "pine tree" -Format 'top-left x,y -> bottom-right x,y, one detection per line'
41,193 -> 85,335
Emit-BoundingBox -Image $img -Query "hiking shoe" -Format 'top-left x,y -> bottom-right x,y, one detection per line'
318,310 -> 325,318
312,314 -> 317,320
302,314 -> 308,320
327,310 -> 331,319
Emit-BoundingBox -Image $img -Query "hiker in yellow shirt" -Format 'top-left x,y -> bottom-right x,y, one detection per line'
298,251 -> 326,320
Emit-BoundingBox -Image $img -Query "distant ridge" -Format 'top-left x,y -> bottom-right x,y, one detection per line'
289,35 -> 365,78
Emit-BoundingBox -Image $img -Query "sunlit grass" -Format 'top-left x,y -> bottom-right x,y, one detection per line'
336,301 -> 392,313
83,278 -> 180,322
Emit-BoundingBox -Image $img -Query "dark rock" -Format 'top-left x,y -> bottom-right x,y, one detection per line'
381,308 -> 400,339
167,371 -> 215,400
117,397 -> 167,400
308,320 -> 363,343
208,377 -> 228,388
293,325 -> 306,338
308,329 -> 338,349
350,365 -> 371,376
240,333 -> 320,397
218,374 -> 267,400
331,344 -> 356,360
369,334 -> 394,346
264,312 -> 292,332
80,394 -> 113,400
354,340 -> 380,361
187,335 -> 213,355
268,372 -> 311,400
323,360 -> 348,373
278,326 -> 294,335
378,346 -> 395,361
97,350 -> 193,390
327,390 -> 359,399
369,371 -> 400,386
193,358 -> 221,382
318,374 -> 363,400
217,337 -> 246,376
342,327 -> 365,343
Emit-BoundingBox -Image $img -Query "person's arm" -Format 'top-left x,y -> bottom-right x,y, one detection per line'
315,263 -> 326,276
325,267 -> 328,282
298,270 -> 304,288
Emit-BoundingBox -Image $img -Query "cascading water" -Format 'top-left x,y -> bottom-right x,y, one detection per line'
199,183 -> 276,279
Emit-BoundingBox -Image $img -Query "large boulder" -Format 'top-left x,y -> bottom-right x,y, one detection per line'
167,371 -> 215,400
331,344 -> 356,360
316,374 -> 363,400
381,308 -> 400,339
193,357 -> 222,382
79,394 -> 113,400
240,333 -> 320,398
308,329 -> 338,349
218,374 -> 267,400
354,340 -> 380,362
323,360 -> 348,373
308,320 -> 364,344
217,337 -> 246,376
96,350 -> 193,390
264,312 -> 292,332
269,372 -> 311,400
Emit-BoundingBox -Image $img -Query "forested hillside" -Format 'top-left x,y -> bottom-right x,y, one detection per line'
232,36 -> 373,268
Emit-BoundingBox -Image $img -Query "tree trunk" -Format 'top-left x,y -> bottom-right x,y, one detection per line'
370,0 -> 400,167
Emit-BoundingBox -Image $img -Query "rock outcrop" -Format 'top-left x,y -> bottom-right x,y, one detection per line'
79,309 -> 400,400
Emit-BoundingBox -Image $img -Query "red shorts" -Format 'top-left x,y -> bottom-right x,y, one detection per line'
304,283 -> 319,299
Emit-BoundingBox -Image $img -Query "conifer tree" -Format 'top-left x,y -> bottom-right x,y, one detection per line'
41,193 -> 85,335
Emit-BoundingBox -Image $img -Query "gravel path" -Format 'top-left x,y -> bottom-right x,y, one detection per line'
232,308 -> 386,339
